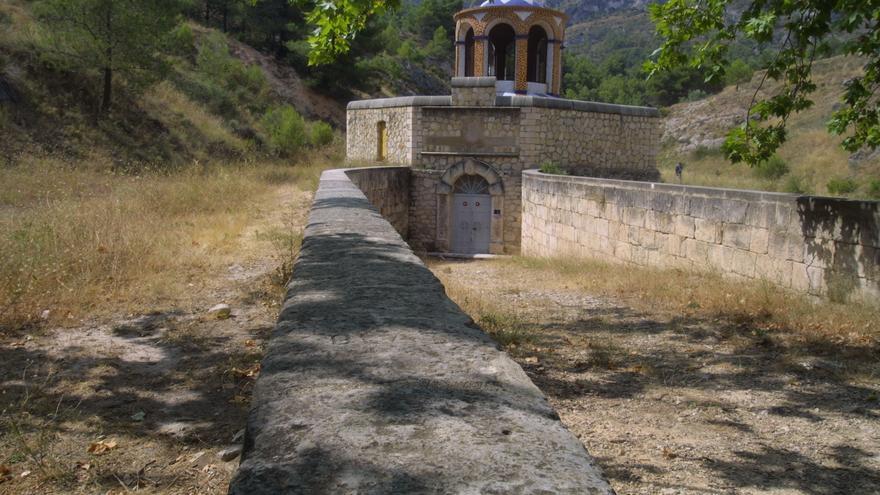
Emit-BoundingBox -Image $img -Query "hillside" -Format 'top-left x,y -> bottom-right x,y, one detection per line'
660,56 -> 880,199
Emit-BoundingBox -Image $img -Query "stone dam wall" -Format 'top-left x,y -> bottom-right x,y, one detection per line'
229,167 -> 614,494
522,170 -> 880,301
345,166 -> 410,237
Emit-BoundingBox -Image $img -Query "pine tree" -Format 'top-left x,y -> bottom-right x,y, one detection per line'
35,0 -> 184,114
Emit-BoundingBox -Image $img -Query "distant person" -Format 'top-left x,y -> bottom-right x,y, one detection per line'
675,162 -> 684,183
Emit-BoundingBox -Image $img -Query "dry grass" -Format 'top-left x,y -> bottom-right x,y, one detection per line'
507,256 -> 878,344
436,256 -> 879,350
142,82 -> 253,156
662,56 -> 880,198
0,151 -> 336,331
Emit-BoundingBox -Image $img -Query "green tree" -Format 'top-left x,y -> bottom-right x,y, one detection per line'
646,0 -> 880,165
35,0 -> 184,114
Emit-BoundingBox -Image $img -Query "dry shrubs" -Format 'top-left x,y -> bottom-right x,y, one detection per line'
506,256 -> 879,346
0,156 -> 328,330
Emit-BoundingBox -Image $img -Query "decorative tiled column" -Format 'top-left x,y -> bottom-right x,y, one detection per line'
553,42 -> 563,95
514,35 -> 528,94
474,36 -> 487,77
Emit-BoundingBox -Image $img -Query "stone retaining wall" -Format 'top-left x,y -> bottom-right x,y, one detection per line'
229,167 -> 614,494
522,170 -> 880,301
346,166 -> 411,237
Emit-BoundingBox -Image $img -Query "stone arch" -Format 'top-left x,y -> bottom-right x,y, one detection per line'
487,23 -> 517,81
456,18 -> 477,41
527,24 -> 549,84
482,14 -> 524,36
437,158 -> 504,196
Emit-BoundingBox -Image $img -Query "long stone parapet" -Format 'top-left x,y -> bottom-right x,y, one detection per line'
229,167 -> 614,494
522,169 -> 880,301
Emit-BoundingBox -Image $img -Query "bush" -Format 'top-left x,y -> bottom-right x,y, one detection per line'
539,161 -> 568,175
309,121 -> 334,147
724,59 -> 753,86
168,23 -> 195,57
783,175 -> 811,194
686,89 -> 708,102
868,179 -> 880,199
753,155 -> 790,180
261,105 -> 306,156
827,177 -> 858,196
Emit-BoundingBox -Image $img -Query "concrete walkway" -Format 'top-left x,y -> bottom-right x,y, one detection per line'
229,169 -> 614,494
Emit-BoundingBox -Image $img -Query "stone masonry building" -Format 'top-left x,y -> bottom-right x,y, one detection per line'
346,0 -> 661,254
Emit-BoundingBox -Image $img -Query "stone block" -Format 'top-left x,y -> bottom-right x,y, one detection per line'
674,215 -> 696,238
755,256 -> 792,287
648,210 -> 675,234
695,218 -> 721,243
731,249 -> 757,278
746,202 -> 774,228
790,262 -> 811,292
684,238 -> 710,265
750,228 -> 770,254
707,243 -> 736,271
722,223 -> 752,250
622,207 -> 646,228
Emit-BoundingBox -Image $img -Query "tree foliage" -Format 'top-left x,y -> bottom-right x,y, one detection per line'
646,0 -> 880,165
34,0 -> 184,113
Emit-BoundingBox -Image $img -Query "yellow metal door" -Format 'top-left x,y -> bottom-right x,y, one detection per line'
377,122 -> 387,161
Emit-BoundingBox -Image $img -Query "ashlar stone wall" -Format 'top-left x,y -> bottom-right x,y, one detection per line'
230,167 -> 615,494
346,105 -> 419,164
522,170 -> 880,301
345,166 -> 411,237
346,87 -> 662,253
520,107 -> 660,180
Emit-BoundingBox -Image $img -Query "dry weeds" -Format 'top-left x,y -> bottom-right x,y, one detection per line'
0,153 -> 334,331
430,256 -> 880,494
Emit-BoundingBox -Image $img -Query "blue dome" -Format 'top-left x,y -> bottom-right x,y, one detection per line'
479,0 -> 545,7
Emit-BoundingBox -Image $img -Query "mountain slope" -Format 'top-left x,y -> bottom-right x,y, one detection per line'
660,56 -> 880,198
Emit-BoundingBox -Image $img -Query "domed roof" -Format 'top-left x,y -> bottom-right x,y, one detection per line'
478,0 -> 546,7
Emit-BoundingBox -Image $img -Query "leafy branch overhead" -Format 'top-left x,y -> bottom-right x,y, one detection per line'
251,0 -> 400,65
646,0 -> 880,165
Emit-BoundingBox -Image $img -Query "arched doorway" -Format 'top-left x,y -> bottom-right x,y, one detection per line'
487,23 -> 516,81
527,25 -> 548,84
452,175 -> 491,254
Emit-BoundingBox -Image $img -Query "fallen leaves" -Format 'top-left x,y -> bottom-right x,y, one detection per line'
231,363 -> 260,379
0,465 -> 11,483
88,439 -> 118,455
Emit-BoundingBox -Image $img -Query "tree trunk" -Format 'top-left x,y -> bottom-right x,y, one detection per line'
222,4 -> 228,32
102,67 -> 112,114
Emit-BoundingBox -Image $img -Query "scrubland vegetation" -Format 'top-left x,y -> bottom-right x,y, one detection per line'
660,57 -> 880,198
0,0 -> 341,332
437,256 -> 879,355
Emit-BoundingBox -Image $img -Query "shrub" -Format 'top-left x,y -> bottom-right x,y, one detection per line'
309,121 -> 334,147
753,155 -> 790,180
826,177 -> 858,196
724,59 -> 753,86
261,105 -> 306,156
867,179 -> 880,199
168,23 -> 195,57
691,145 -> 721,160
783,175 -> 811,194
396,40 -> 424,63
539,161 -> 568,175
686,89 -> 708,102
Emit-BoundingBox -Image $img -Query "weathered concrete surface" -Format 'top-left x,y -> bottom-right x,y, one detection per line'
229,168 -> 614,494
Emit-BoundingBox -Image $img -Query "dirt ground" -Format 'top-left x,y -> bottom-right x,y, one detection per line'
430,258 -> 880,495
0,187 -> 311,495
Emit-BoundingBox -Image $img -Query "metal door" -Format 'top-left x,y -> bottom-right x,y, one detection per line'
452,193 -> 491,254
